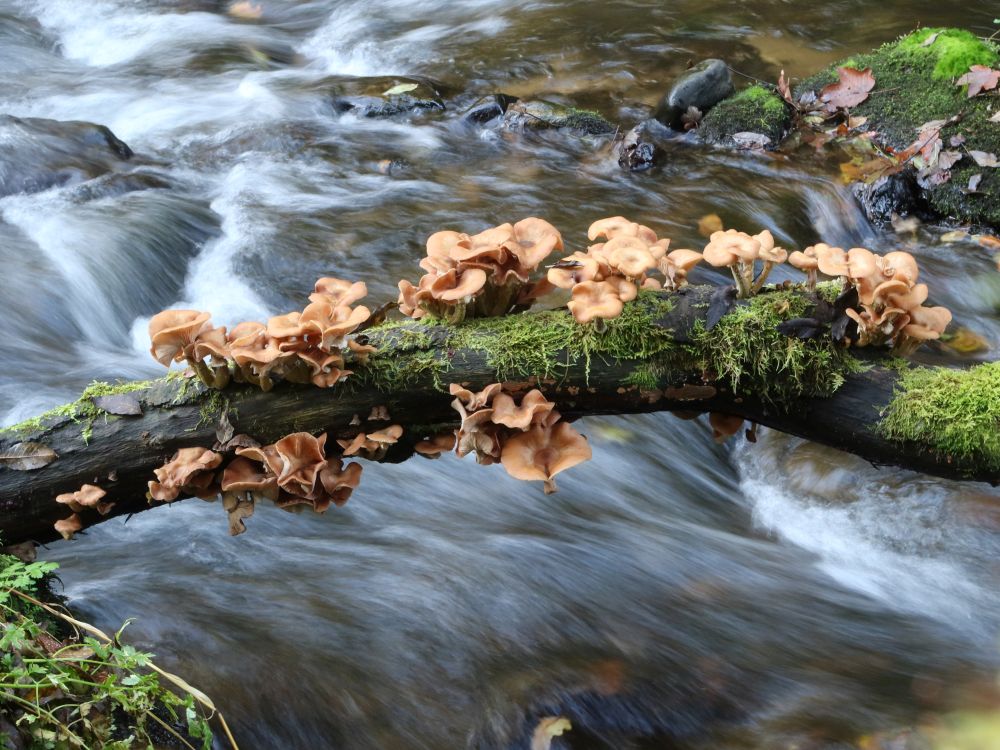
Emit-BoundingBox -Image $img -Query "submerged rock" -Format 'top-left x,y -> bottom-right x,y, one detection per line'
461,93 -> 520,125
617,121 -> 668,171
319,75 -> 446,118
0,115 -> 133,197
655,59 -> 735,130
502,100 -> 616,135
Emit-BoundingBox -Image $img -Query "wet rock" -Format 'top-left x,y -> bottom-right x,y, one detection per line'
697,85 -> 791,148
0,115 -> 133,197
461,94 -> 520,125
851,171 -> 925,225
68,170 -> 172,202
655,59 -> 734,130
502,100 -> 616,135
617,122 -> 666,171
320,75 -> 446,118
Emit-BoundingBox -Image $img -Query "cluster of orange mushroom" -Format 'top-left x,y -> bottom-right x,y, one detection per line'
703,229 -> 787,298
805,244 -> 951,355
141,432 -> 364,535
398,218 -> 563,324
446,383 -> 592,494
148,277 -> 373,391
547,217 -> 703,324
53,484 -> 113,540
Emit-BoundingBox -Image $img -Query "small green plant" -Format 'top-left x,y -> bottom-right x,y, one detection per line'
0,551 -> 233,749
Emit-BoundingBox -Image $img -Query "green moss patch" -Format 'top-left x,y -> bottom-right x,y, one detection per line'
877,361 -> 1000,472
686,289 -> 863,405
447,290 -> 675,383
699,85 -> 792,146
800,28 -> 1000,227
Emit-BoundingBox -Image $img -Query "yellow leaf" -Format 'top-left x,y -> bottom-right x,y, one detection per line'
697,213 -> 724,237
531,717 -> 572,750
383,83 -> 419,96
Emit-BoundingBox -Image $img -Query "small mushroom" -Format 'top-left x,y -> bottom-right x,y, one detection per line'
788,249 -> 819,291
709,412 -> 744,443
54,513 -> 83,541
414,432 -> 457,458
490,390 -> 556,431
309,277 -> 368,307
148,447 -> 223,503
55,483 -> 113,515
220,457 -> 278,502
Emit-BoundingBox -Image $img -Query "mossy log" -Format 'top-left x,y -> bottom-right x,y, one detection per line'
1,285 -> 997,546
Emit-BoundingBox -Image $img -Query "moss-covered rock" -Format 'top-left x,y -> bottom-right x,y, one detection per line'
698,85 -> 792,148
799,28 -> 1000,228
502,100 -> 617,135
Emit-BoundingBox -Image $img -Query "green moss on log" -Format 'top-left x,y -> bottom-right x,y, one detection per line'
685,289 -> 863,405
447,290 -> 675,383
800,28 -> 1000,227
699,85 -> 791,146
877,361 -> 1000,472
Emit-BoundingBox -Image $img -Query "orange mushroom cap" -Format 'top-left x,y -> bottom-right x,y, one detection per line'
500,421 -> 592,494
221,457 -> 279,501
490,390 -> 556,431
309,277 -> 368,307
149,310 -> 212,366
567,280 -> 626,323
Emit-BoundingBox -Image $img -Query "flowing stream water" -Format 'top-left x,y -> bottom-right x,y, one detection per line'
2,1 -> 1000,747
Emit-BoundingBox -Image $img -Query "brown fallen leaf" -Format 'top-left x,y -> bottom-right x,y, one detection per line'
531,717 -> 572,750
820,67 -> 875,111
777,70 -> 794,104
921,32 -> 940,47
950,134 -> 966,148
969,151 -> 999,168
965,174 -> 983,193
697,213 -> 724,237
975,234 -> 1000,250
937,150 -> 962,170
956,65 -> 1000,98
222,493 -> 254,536
0,442 -> 58,471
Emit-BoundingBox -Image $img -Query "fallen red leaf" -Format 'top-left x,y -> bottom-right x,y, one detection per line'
956,65 -> 1000,98
820,67 -> 876,112
777,70 -> 794,104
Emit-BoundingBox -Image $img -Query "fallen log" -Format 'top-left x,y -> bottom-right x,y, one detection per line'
1,285 -> 997,546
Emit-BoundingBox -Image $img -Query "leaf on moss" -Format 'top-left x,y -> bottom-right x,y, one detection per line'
956,65 -> 1000,98
0,442 -> 58,471
964,174 -> 983,193
92,394 -> 142,416
990,111 -> 1000,123
969,150 -> 999,168
820,67 -> 875,111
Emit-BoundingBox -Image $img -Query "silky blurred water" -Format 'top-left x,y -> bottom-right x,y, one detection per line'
1,1 -> 999,747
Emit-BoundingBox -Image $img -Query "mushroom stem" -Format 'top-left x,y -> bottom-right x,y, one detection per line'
729,265 -> 750,299
189,359 -> 217,388
892,334 -> 921,358
805,269 -> 817,292
750,261 -> 775,295
210,363 -> 231,389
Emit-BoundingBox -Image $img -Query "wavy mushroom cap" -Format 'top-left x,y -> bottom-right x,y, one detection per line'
367,424 -> 404,445
267,311 -> 307,344
56,483 -> 109,514
708,229 -> 760,260
547,252 -> 603,288
814,244 -> 849,277
228,321 -> 267,346
701,242 -> 738,267
190,325 -> 229,362
500,421 -> 592,493
845,247 -> 879,281
235,443 -> 282,477
414,432 -> 457,457
430,267 -> 489,302
758,245 -> 788,264
297,349 -> 350,388
426,230 -> 472,260
301,301 -> 370,351
603,275 -> 638,303
511,217 -> 564,270
309,277 -> 368,307
318,459 -> 363,507
753,230 -> 775,253
398,278 -> 429,319
604,236 -> 657,278
648,237 -> 671,260
54,513 -> 83,541
149,309 -> 212,366
491,390 -> 556,431
272,432 -> 328,496
907,305 -> 952,336
221,457 -> 279,501
881,251 -> 920,285
450,382 -> 503,414
667,249 -> 703,273
154,447 -> 223,487
588,216 -> 639,241
788,250 -> 819,270
567,280 -> 626,323
872,278 -> 910,304
886,282 -> 929,311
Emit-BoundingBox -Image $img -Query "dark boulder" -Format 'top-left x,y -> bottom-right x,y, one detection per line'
0,115 -> 133,197
461,94 -> 520,125
655,59 -> 734,130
